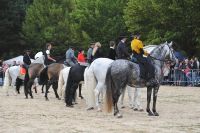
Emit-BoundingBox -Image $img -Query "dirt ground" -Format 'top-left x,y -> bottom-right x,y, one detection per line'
0,85 -> 200,133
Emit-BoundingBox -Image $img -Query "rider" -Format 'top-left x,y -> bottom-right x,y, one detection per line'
65,46 -> 77,66
116,35 -> 130,59
23,50 -> 31,69
43,43 -> 56,65
131,33 -> 156,86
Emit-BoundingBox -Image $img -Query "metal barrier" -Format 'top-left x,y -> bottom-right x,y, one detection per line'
162,69 -> 200,86
0,67 -> 4,86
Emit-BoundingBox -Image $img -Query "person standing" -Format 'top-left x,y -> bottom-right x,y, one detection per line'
116,35 -> 130,59
108,41 -> 116,60
92,42 -> 103,61
65,46 -> 77,66
87,43 -> 95,63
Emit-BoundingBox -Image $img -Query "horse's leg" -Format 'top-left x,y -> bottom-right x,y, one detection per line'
45,81 -> 51,101
152,86 -> 159,116
41,84 -> 45,93
72,83 -> 79,105
28,80 -> 34,99
78,84 -> 84,99
127,86 -> 134,108
94,83 -> 104,111
52,81 -> 60,100
113,92 -> 122,118
16,78 -> 22,94
133,87 -> 143,111
119,88 -> 126,108
146,86 -> 154,116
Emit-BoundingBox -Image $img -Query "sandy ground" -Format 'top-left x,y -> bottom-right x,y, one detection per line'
0,85 -> 200,133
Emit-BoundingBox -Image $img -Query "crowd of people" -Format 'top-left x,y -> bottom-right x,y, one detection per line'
163,57 -> 200,86
1,34 -> 200,87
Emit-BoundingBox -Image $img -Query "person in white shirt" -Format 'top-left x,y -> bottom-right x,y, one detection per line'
44,43 -> 56,65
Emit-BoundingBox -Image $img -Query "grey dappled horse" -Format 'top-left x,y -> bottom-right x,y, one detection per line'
105,42 -> 176,118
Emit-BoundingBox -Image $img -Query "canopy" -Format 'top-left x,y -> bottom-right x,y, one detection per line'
3,55 -> 34,65
174,51 -> 185,61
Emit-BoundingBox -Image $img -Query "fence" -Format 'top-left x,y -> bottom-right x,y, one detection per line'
162,69 -> 200,87
0,67 -> 200,87
0,67 -> 3,86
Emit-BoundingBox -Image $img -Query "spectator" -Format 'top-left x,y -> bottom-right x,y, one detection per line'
92,42 -> 103,61
108,41 -> 116,60
77,49 -> 86,63
87,43 -> 95,63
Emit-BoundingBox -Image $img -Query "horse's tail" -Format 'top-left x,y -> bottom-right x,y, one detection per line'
39,66 -> 48,85
84,67 -> 96,108
105,66 -> 113,113
57,69 -> 64,98
3,68 -> 11,90
65,67 -> 73,105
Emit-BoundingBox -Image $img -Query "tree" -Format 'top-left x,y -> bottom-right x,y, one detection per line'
0,0 -> 32,59
72,0 -> 128,47
124,0 -> 200,56
23,0 -> 78,55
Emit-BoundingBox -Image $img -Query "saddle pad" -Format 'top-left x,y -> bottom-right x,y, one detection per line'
20,67 -> 26,75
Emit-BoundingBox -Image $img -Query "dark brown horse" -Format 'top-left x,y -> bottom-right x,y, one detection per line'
39,63 -> 64,100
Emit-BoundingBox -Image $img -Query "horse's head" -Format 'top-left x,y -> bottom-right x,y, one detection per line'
150,41 -> 177,65
165,41 -> 177,65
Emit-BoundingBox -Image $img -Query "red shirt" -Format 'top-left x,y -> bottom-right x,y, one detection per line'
78,52 -> 86,62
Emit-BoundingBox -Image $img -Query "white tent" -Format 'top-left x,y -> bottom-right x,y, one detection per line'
3,55 -> 34,65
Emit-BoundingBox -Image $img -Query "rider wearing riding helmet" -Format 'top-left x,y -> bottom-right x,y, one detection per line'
131,33 -> 156,86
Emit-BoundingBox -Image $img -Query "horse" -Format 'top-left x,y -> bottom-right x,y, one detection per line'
84,45 -> 157,111
24,56 -> 46,98
3,65 -> 26,95
105,42 -> 176,118
57,66 -> 84,100
120,45 -> 157,110
84,58 -> 113,111
39,63 -> 64,100
65,64 -> 87,107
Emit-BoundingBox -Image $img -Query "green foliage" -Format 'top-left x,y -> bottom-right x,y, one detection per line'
22,0 -> 78,55
0,0 -> 32,59
72,0 -> 128,47
124,0 -> 200,56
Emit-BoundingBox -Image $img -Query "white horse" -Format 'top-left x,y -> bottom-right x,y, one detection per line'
57,66 -> 71,99
3,56 -> 44,96
84,58 -> 114,111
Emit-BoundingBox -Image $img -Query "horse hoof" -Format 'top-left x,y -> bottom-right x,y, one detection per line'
116,114 -> 123,118
133,108 -> 138,111
45,98 -> 49,101
97,108 -> 102,112
121,106 -> 125,109
79,96 -> 84,99
153,112 -> 159,116
31,96 -> 33,99
147,109 -> 154,116
57,98 -> 61,100
87,107 -> 94,111
25,97 -> 28,99
139,109 -> 144,112
66,104 -> 73,108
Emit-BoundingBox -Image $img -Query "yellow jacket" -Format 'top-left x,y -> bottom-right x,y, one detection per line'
131,39 -> 148,56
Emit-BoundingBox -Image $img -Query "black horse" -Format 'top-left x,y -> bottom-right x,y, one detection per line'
65,64 -> 87,107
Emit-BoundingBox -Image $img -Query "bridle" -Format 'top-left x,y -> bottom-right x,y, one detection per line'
148,43 -> 176,63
